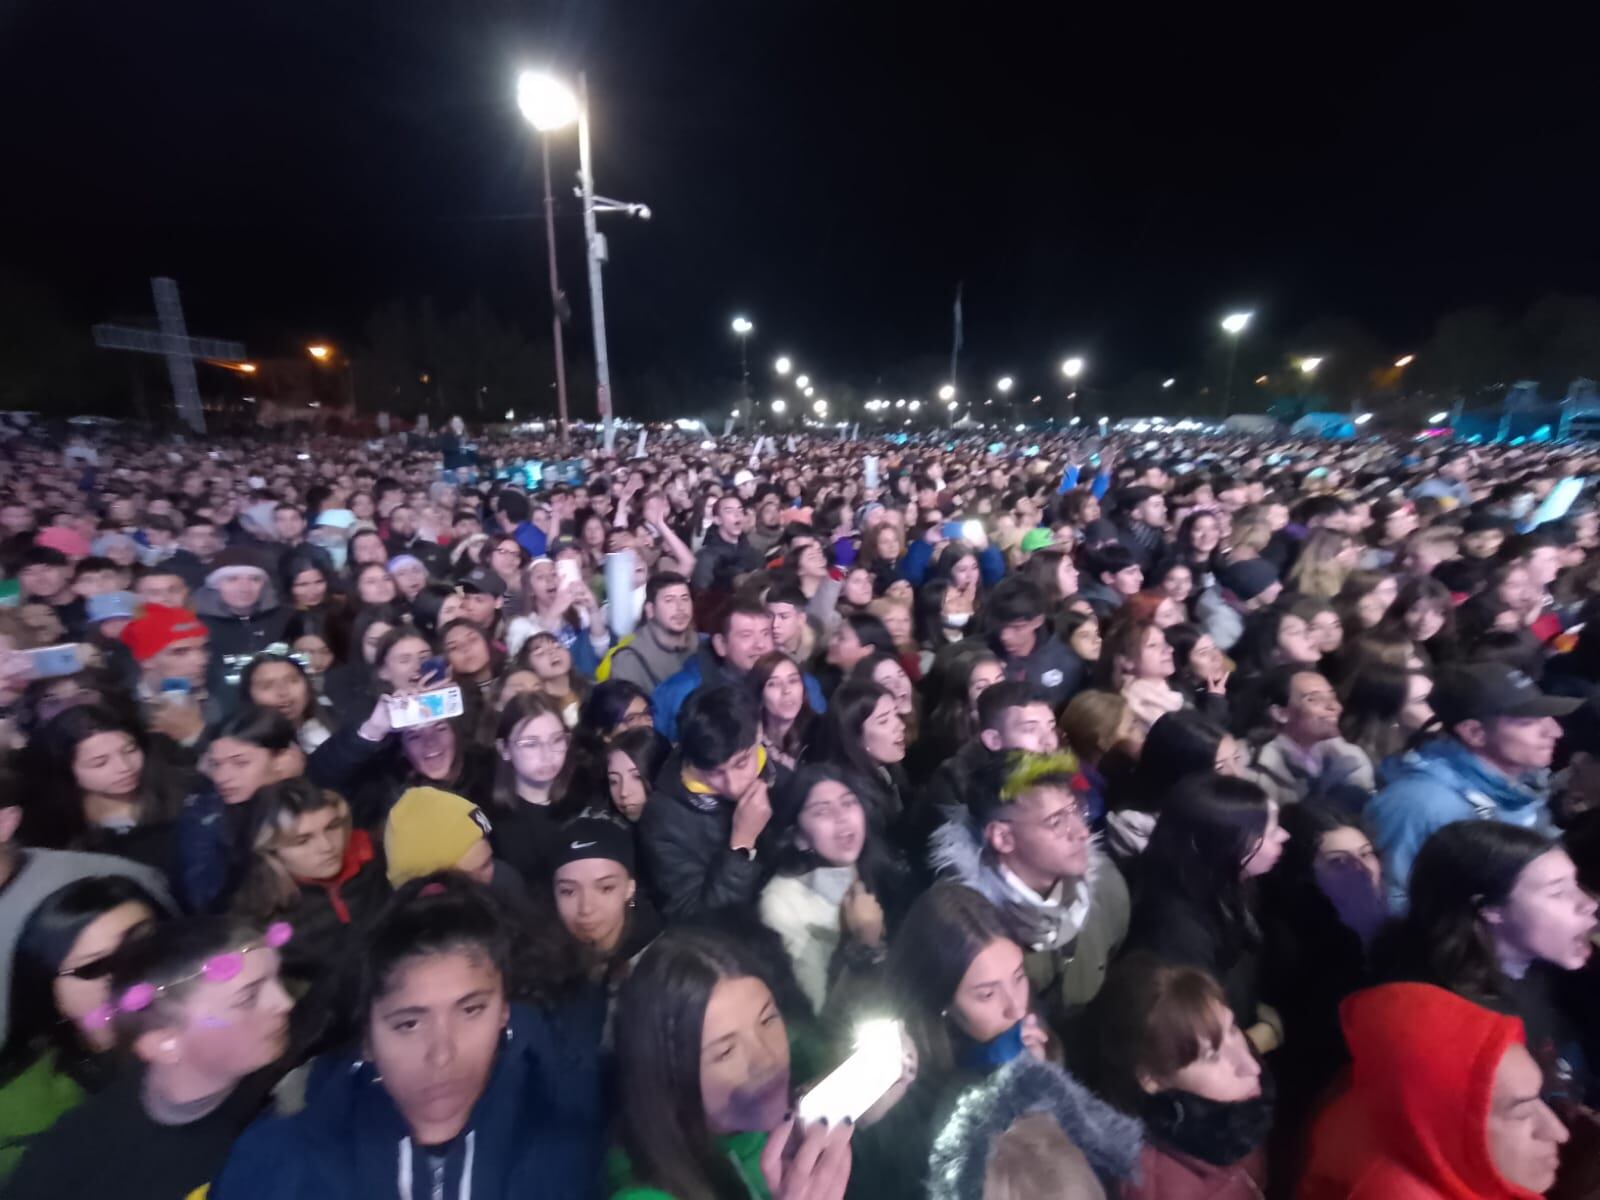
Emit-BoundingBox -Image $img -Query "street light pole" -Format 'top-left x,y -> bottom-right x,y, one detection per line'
541,137 -> 570,446
576,72 -> 615,453
1220,312 -> 1252,417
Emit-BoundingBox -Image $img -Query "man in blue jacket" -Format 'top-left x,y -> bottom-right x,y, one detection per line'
1367,662 -> 1579,911
652,595 -> 826,741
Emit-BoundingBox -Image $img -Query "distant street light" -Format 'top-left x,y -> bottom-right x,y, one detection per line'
1394,354 -> 1416,368
804,386 -> 815,397
307,344 -> 331,361
938,383 -> 957,401
812,399 -> 827,416
908,400 -> 921,412
1221,312 -> 1252,336
1429,411 -> 1449,424
894,399 -> 906,409
1162,377 -> 1176,389
771,398 -> 787,415
1355,413 -> 1374,425
731,317 -> 754,416
1299,357 -> 1324,374
774,356 -> 792,375
1060,357 -> 1085,380
795,374 -> 810,390
996,376 -> 1014,393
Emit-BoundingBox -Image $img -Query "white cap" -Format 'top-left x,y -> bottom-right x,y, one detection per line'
734,469 -> 755,487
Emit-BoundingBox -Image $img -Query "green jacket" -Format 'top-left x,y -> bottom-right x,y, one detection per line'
609,1129 -> 770,1200
0,1050 -> 85,1181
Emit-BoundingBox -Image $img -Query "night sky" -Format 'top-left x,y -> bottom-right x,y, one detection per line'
2,2 -> 1596,404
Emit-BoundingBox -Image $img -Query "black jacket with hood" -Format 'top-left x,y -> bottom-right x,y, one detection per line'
194,578 -> 293,713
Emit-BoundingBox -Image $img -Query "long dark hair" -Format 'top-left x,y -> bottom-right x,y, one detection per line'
1119,710 -> 1229,815
240,652 -> 325,729
771,762 -> 896,891
22,705 -> 187,848
1376,821 -> 1557,1006
0,876 -> 162,1087
614,929 -> 784,1200
358,871 -> 580,1015
1340,665 -> 1424,764
886,884 -> 1016,1081
748,650 -> 816,760
1138,775 -> 1270,954
808,679 -> 895,788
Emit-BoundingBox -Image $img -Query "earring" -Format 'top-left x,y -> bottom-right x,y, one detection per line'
628,896 -> 636,909
503,1025 -> 514,1044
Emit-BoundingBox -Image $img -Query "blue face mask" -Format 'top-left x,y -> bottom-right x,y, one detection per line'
954,1020 -> 1025,1074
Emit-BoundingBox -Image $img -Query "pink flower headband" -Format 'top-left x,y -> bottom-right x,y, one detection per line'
83,921 -> 292,1030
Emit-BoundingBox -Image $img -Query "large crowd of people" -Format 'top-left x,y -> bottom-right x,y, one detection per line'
0,421 -> 1596,1199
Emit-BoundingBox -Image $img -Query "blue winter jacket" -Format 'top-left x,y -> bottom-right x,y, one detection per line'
901,540 -> 1007,587
212,1000 -> 605,1200
652,641 -> 827,743
1366,737 -> 1554,911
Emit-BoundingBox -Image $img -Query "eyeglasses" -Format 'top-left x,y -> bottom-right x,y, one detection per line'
1001,802 -> 1087,836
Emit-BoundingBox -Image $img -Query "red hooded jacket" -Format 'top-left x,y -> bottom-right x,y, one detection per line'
1300,983 -> 1542,1200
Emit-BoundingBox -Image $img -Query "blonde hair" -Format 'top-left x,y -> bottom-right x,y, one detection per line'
1224,510 -> 1272,562
1059,690 -> 1131,765
984,1113 -> 1106,1200
1287,529 -> 1353,599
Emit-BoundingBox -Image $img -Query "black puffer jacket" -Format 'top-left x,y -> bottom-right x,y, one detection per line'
637,749 -> 776,920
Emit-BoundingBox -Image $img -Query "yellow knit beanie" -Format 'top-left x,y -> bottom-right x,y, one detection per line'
384,787 -> 494,887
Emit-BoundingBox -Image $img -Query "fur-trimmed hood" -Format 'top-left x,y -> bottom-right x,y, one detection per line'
928,1055 -> 1143,1200
928,810 -> 1111,952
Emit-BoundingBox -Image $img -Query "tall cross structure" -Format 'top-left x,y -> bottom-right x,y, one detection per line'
92,277 -> 245,434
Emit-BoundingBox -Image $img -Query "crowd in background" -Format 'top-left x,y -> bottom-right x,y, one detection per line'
0,422 -> 1596,1199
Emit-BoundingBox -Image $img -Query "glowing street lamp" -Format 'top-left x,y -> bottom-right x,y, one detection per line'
516,72 -> 580,131
517,67 -> 650,452
731,316 -> 753,335
1355,413 -> 1373,425
938,383 -> 956,401
771,398 -> 787,415
1220,311 -> 1253,415
1162,378 -> 1176,389
795,374 -> 810,390
774,356 -> 792,375
1060,357 -> 1085,380
307,344 -> 331,361
730,316 -> 754,414
894,399 -> 905,409
996,376 -> 1014,393
1299,356 -> 1324,374
804,386 -> 815,397
908,400 -> 921,412
812,399 -> 828,416
1429,411 -> 1449,425
1394,354 -> 1416,369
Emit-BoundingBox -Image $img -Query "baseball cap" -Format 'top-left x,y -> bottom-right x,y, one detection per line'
1216,558 -> 1280,603
1431,663 -> 1582,728
1019,528 -> 1054,554
119,604 -> 208,662
553,815 -> 635,874
733,469 -> 756,487
86,591 -> 138,625
459,565 -> 507,598
384,787 -> 495,887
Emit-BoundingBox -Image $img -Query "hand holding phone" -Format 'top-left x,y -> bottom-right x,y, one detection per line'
797,1020 -> 903,1128
25,644 -> 83,680
386,686 -> 465,730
